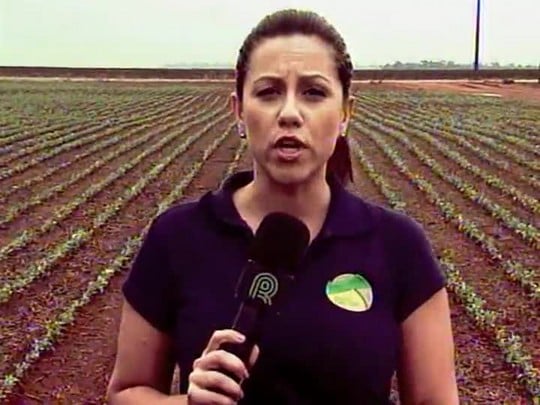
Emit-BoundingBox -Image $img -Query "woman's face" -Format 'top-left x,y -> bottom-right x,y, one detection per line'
231,34 -> 353,187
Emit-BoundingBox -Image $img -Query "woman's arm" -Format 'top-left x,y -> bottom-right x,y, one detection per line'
106,299 -> 185,404
396,288 -> 459,405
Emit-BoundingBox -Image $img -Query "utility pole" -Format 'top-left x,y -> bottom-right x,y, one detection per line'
474,0 -> 481,71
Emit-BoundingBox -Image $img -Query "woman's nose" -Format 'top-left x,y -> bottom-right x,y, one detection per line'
278,94 -> 302,128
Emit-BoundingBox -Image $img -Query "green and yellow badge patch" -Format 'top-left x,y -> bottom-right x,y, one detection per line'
325,273 -> 373,312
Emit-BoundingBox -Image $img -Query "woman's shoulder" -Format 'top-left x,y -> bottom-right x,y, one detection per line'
147,193 -> 214,238
345,189 -> 427,239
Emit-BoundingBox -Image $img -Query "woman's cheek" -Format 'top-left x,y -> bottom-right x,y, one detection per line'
244,112 -> 265,139
318,120 -> 341,154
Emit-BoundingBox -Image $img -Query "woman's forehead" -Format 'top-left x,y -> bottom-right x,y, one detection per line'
247,35 -> 337,82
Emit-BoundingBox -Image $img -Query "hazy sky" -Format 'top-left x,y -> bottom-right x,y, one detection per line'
1,0 -> 538,68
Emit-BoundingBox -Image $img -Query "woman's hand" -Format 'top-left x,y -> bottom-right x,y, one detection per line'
187,329 -> 260,405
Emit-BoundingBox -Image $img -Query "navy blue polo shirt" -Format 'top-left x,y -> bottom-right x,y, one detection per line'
122,169 -> 447,404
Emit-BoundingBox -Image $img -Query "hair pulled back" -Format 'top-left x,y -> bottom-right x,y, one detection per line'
234,9 -> 354,185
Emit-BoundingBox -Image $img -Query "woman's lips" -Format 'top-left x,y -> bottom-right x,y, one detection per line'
272,134 -> 306,162
274,145 -> 304,161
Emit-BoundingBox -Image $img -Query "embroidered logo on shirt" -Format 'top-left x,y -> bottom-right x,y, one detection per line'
325,273 -> 373,312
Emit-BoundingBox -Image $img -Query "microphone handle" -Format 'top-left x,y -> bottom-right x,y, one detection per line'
217,299 -> 265,383
219,339 -> 256,383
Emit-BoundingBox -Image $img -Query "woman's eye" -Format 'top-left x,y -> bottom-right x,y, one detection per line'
257,88 -> 278,97
305,88 -> 326,97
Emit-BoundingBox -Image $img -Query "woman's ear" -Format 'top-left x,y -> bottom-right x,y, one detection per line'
340,95 -> 354,134
344,95 -> 354,120
229,91 -> 242,121
230,92 -> 246,138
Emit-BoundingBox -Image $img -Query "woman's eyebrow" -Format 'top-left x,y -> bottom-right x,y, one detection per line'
253,74 -> 331,85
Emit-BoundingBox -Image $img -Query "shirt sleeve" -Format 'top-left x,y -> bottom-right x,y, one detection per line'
122,214 -> 176,334
392,214 -> 447,323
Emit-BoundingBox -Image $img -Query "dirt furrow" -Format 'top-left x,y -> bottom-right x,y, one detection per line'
2,124 -> 243,404
396,123 -> 539,229
0,113 -> 234,379
356,99 -> 539,197
0,104 -> 229,287
350,124 -> 540,373
0,95 -> 216,237
361,120 -> 539,272
407,102 -> 539,149
447,132 -> 540,174
361,93 -> 540,154
0,93 -> 207,191
354,105 -> 540,218
0,91 -> 177,152
0,92 -> 185,164
0,86 -> 185,143
355,119 -> 540,260
345,151 -> 528,402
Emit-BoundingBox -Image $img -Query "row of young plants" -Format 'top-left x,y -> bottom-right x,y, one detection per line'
0,93 -> 212,183
348,135 -> 540,400
0,91 -> 181,148
0,94 -> 202,202
351,121 -> 540,301
400,94 -> 539,144
355,98 -> 540,191
354,117 -> 539,249
0,93 -> 207,166
358,92 -> 540,147
0,105 -> 230,289
220,140 -> 248,187
354,104 -> 539,216
0,122 -> 242,401
413,98 -> 539,157
0,94 -> 114,138
0,86 -> 191,140
429,107 -> 539,154
0,92 -> 182,158
0,96 -> 220,225
356,95 -> 539,172
0,111 -> 233,304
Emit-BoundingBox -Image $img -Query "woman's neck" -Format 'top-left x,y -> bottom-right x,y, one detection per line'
233,168 -> 332,241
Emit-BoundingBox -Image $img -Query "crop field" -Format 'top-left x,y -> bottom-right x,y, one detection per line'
0,79 -> 538,404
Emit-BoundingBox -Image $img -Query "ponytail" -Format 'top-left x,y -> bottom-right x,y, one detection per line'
327,135 -> 353,186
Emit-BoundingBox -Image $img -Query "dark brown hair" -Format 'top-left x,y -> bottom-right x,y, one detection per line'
234,8 -> 354,185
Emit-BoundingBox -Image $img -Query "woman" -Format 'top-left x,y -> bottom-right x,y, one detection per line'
106,8 -> 459,405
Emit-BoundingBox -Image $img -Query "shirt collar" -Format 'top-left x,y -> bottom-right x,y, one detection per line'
201,170 -> 375,240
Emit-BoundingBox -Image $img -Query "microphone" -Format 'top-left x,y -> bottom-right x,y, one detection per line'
219,212 -> 310,381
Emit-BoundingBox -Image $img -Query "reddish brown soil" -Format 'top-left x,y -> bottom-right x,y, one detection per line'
0,101 -> 233,380
354,103 -> 540,233
347,159 -> 529,403
351,124 -> 539,360
353,80 -> 540,104
0,92 -> 167,148
355,98 -> 539,201
0,94 -> 211,244
0,94 -> 197,219
1,82 -> 538,404
4,111 -> 242,405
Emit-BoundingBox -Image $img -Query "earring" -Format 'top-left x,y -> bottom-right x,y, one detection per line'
237,122 -> 246,138
339,122 -> 347,137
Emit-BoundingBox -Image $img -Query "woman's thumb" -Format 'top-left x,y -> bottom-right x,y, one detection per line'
248,344 -> 260,369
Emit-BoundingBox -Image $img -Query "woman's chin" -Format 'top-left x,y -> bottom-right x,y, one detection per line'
262,164 -> 320,187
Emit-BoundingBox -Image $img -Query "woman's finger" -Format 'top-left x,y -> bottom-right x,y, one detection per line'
194,349 -> 249,381
187,383 -> 238,405
189,369 -> 244,402
204,329 -> 246,354
247,344 -> 260,369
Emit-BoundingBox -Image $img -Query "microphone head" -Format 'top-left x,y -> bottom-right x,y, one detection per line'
249,212 -> 310,272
